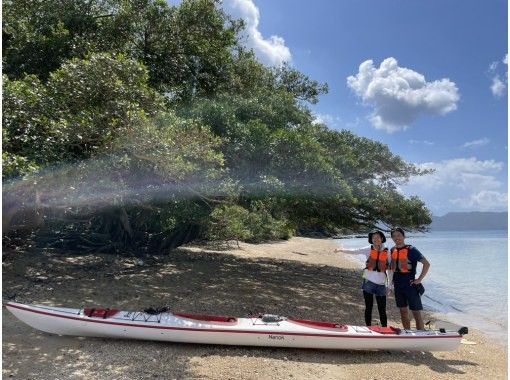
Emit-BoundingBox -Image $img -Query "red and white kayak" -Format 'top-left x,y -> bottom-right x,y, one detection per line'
5,301 -> 467,351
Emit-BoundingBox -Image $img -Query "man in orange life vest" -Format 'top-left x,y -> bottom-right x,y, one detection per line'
389,227 -> 430,330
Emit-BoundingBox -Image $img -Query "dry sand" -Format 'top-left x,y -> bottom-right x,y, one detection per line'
2,237 -> 508,379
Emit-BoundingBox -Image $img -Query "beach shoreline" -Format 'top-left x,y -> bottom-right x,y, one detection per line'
2,237 -> 507,379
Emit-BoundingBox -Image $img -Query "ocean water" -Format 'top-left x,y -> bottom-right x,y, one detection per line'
335,230 -> 508,345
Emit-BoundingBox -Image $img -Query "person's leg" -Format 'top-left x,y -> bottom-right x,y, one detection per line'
408,286 -> 424,329
411,310 -> 424,330
363,291 -> 374,326
394,288 -> 410,329
375,295 -> 387,327
399,307 -> 411,329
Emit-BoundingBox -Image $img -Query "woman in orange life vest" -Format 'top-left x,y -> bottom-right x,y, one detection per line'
335,230 -> 392,327
389,227 -> 430,330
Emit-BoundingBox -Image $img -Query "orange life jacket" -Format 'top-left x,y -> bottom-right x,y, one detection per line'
365,246 -> 389,272
390,245 -> 412,273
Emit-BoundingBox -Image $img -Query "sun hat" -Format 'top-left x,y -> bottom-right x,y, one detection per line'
368,229 -> 386,244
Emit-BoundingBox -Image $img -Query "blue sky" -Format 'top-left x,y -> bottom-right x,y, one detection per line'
218,0 -> 508,216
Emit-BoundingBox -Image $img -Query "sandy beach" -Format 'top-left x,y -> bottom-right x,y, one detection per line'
2,237 -> 507,379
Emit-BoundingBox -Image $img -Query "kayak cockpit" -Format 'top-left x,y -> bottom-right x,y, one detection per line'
367,326 -> 401,334
287,317 -> 348,331
83,308 -> 120,319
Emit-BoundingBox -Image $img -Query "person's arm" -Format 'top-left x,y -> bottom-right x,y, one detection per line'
385,254 -> 394,293
334,245 -> 370,255
411,257 -> 430,285
386,269 -> 394,288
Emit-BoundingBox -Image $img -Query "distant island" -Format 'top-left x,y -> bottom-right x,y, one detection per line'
430,211 -> 508,231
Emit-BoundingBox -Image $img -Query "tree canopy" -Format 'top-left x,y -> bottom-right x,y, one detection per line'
3,0 -> 432,254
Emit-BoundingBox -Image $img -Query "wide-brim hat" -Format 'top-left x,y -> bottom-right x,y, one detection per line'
368,229 -> 386,244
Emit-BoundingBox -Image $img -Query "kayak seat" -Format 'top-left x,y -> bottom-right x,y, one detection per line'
83,308 -> 120,319
173,312 -> 237,323
368,326 -> 401,334
287,317 -> 348,331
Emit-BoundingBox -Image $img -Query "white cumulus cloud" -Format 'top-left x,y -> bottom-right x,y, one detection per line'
347,57 -> 460,133
491,76 -> 506,97
222,0 -> 291,66
402,157 -> 507,214
488,54 -> 508,98
450,190 -> 508,211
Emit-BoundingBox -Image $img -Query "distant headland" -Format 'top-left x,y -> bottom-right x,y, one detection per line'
431,211 -> 508,231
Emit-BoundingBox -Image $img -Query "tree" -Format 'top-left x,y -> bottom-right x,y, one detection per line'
3,0 -> 434,253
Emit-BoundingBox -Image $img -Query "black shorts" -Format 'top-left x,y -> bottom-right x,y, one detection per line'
394,285 -> 423,311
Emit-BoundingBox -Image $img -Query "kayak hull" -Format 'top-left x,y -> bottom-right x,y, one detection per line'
5,302 -> 463,351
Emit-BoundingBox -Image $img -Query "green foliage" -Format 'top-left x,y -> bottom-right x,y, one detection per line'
2,74 -> 53,162
207,204 -> 253,245
97,0 -> 241,99
112,112 -> 224,182
271,63 -> 329,105
3,0 -> 240,101
207,202 -> 293,246
223,52 -> 328,105
2,152 -> 39,179
3,0 -> 115,80
244,201 -> 293,242
311,124 -> 429,186
3,53 -> 164,163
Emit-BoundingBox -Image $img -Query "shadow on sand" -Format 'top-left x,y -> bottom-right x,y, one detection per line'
3,246 -> 477,377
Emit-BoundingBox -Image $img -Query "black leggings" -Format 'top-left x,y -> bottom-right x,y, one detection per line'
363,291 -> 387,327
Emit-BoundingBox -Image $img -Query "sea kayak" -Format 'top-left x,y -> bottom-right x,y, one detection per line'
5,301 -> 467,351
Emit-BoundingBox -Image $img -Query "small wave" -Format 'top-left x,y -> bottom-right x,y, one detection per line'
423,294 -> 444,306
423,294 -> 464,313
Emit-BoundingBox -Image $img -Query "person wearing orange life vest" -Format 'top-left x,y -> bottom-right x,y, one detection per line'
335,230 -> 392,327
389,227 -> 430,330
